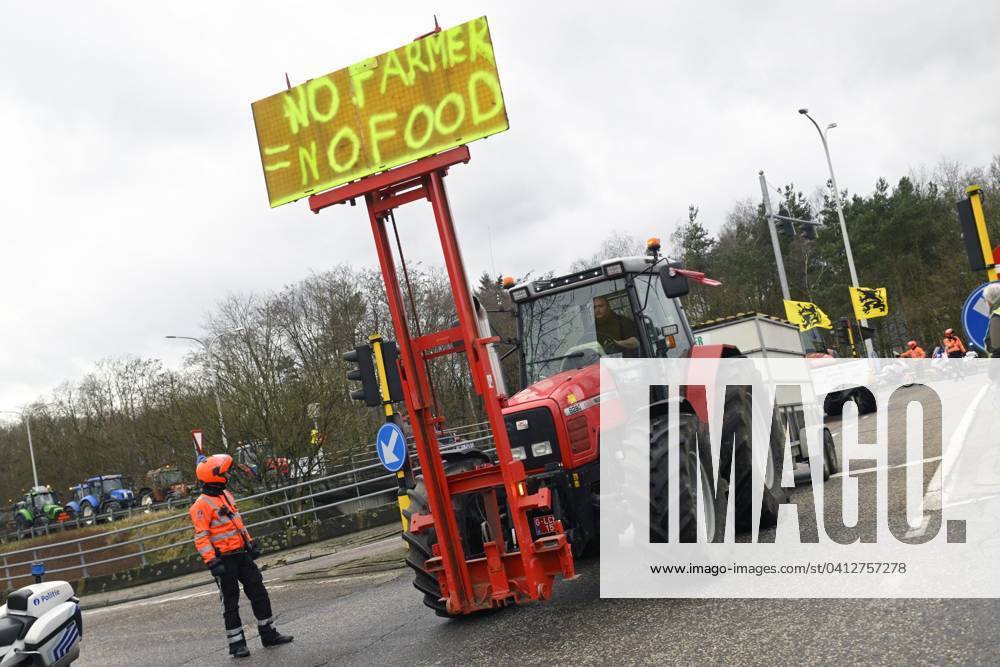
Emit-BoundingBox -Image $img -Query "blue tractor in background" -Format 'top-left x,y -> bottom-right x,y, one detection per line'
65,474 -> 136,524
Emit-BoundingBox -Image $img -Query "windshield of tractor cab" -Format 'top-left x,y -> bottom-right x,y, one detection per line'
161,470 -> 183,485
520,278 -> 635,385
101,477 -> 124,492
631,274 -> 693,359
32,492 -> 55,509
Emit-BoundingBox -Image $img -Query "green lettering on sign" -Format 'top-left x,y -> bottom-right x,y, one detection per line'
251,15 -> 509,208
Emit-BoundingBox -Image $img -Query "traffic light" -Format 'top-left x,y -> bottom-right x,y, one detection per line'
378,341 -> 405,404
956,186 -> 996,281
836,318 -> 853,347
776,216 -> 795,237
344,345 -> 380,406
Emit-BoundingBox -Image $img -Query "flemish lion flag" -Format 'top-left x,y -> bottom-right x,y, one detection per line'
849,286 -> 889,321
783,299 -> 833,332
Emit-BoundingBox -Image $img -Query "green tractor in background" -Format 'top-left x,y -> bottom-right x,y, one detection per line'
13,486 -> 73,538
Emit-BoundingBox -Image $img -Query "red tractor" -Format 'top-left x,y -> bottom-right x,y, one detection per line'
312,148 -> 789,617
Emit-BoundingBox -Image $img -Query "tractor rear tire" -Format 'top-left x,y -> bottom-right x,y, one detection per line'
719,386 -> 788,533
402,454 -> 485,617
853,389 -> 877,415
649,412 -> 725,543
822,428 -> 839,481
15,515 -> 32,540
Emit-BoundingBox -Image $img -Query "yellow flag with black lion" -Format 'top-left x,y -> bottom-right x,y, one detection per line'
783,299 -> 833,332
848,286 -> 889,321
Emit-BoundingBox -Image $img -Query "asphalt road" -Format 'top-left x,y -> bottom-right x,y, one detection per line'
78,384 -> 999,666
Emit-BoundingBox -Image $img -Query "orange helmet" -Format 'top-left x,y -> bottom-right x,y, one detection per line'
196,454 -> 233,484
907,340 -> 917,349
945,328 -> 954,337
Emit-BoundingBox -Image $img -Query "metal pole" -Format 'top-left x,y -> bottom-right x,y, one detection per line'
801,110 -> 875,357
166,334 -> 232,450
24,414 -> 39,488
212,386 -> 229,451
759,170 -> 791,302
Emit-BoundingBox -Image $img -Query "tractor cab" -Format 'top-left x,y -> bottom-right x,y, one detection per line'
509,252 -> 695,388
27,488 -> 56,514
138,466 -> 192,510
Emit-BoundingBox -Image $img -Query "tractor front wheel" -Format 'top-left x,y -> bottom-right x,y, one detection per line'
81,503 -> 96,526
103,501 -> 121,523
402,454 -> 487,617
139,492 -> 155,513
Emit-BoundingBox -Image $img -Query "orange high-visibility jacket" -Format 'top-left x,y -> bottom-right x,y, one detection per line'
943,336 -> 966,355
189,490 -> 251,564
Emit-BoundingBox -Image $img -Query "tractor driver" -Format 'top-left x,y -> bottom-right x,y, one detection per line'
593,296 -> 640,356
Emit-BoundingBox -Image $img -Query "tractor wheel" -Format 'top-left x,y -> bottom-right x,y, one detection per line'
853,389 -> 877,415
824,392 -> 845,417
822,428 -> 839,482
719,385 -> 788,533
103,500 -> 121,523
15,515 -> 32,540
649,412 -> 726,543
81,503 -> 96,526
139,492 -> 155,513
402,454 -> 486,617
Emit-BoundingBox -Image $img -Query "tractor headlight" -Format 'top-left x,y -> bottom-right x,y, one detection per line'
603,261 -> 625,277
531,441 -> 553,457
511,446 -> 527,461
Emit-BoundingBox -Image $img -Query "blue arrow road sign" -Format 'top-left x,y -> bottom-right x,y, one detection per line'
962,282 -> 999,351
375,422 -> 406,473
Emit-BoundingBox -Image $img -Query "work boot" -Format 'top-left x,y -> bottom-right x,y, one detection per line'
229,640 -> 250,658
259,623 -> 294,647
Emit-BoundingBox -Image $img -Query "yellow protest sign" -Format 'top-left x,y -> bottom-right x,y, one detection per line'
251,16 -> 508,208
783,299 -> 833,332
849,286 -> 889,321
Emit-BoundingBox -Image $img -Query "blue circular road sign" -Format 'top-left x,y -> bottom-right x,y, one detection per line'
962,282 -> 999,351
375,422 -> 407,473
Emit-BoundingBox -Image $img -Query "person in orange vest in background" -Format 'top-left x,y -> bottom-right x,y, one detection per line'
900,340 -> 926,359
190,454 -> 293,659
943,328 -> 966,358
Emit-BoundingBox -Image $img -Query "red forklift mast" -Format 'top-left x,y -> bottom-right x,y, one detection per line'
309,145 -> 575,615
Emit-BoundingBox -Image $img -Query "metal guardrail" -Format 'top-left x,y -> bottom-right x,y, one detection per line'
0,421 -> 494,590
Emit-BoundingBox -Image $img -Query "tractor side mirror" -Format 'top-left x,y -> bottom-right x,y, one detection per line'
659,265 -> 690,299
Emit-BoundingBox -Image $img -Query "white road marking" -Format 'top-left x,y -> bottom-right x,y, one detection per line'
829,456 -> 942,479
904,385 -> 989,539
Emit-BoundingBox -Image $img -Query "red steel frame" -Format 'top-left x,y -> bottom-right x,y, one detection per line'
309,146 -> 575,614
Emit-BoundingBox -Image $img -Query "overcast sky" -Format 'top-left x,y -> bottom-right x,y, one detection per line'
2,2 -> 998,412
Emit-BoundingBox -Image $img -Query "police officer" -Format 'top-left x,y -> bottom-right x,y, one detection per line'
190,454 -> 293,658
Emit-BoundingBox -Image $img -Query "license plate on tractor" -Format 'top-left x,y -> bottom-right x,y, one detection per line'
533,514 -> 557,536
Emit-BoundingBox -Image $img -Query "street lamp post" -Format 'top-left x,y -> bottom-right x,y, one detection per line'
799,108 -> 875,357
1,409 -> 40,488
166,330 -> 243,451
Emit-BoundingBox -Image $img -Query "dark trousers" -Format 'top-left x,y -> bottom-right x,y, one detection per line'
947,351 -> 964,358
217,552 -> 273,642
